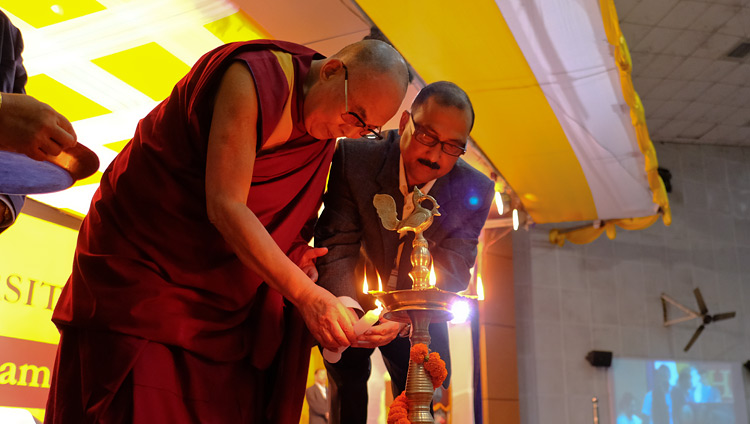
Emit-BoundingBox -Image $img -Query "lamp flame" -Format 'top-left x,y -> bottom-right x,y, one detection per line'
362,274 -> 369,294
375,299 -> 383,313
377,272 -> 383,292
477,275 -> 485,301
429,262 -> 437,286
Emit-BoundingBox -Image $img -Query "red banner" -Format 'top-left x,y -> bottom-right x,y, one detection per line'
0,335 -> 57,409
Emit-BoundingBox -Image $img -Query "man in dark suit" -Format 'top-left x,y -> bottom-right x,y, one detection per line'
315,81 -> 494,424
306,368 -> 329,424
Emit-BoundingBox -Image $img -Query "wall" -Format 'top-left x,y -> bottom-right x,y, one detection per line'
479,228 -> 520,422
513,142 -> 750,423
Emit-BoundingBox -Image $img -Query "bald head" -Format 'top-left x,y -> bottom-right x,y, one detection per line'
314,368 -> 327,385
302,40 -> 409,140
331,39 -> 409,90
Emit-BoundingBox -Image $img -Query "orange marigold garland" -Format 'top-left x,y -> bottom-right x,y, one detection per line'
410,343 -> 429,364
387,393 -> 410,424
425,352 -> 448,389
387,344 -> 449,424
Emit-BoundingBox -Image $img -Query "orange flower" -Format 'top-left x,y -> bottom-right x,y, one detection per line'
387,393 -> 410,424
410,343 -> 429,364
424,352 -> 447,389
388,409 -> 407,422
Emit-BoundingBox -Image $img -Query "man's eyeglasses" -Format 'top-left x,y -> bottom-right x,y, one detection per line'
342,64 -> 383,139
409,115 -> 466,157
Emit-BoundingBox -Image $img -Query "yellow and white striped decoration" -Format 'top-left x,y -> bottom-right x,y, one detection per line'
2,0 -> 670,243
358,0 -> 670,243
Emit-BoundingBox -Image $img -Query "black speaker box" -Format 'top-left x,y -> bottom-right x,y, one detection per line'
586,350 -> 613,367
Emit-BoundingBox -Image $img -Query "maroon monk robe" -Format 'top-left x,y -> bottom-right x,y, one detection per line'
46,40 -> 334,423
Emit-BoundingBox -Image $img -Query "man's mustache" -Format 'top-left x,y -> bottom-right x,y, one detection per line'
417,158 -> 440,170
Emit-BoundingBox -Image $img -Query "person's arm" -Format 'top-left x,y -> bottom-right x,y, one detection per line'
205,62 -> 356,350
431,184 -> 494,293
315,142 -> 365,300
0,93 -> 77,161
288,213 -> 328,283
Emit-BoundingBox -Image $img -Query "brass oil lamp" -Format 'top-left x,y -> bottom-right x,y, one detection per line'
370,187 -> 469,424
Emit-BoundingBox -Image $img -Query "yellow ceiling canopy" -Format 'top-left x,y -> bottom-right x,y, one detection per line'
358,0 -> 670,243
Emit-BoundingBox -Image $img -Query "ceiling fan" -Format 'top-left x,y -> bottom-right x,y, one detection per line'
660,288 -> 736,352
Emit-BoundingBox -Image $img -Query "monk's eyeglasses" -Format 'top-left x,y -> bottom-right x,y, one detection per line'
342,63 -> 383,140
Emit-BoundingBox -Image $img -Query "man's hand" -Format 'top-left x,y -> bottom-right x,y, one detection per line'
298,247 -> 328,282
355,318 -> 407,348
0,93 -> 77,161
297,283 -> 358,350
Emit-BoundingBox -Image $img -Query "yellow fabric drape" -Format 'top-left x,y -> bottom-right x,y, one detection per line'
549,214 -> 662,246
548,0 -> 671,246
599,0 -> 671,226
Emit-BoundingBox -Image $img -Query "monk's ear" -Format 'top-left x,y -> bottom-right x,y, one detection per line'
321,59 -> 344,81
398,110 -> 410,135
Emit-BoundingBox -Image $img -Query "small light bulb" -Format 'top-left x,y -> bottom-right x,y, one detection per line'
512,209 -> 519,230
494,191 -> 505,215
51,5 -> 63,14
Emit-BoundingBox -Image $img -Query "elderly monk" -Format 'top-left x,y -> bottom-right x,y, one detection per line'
44,39 -> 408,424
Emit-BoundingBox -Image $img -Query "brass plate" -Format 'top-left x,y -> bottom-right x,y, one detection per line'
369,287 -> 467,324
0,143 -> 99,194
